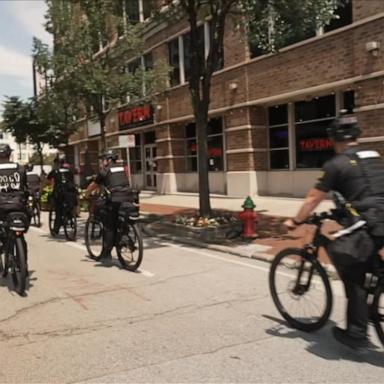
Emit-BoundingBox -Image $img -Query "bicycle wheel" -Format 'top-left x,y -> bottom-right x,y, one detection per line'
64,213 -> 77,241
372,282 -> 384,346
269,247 -> 333,332
116,222 -> 143,272
49,208 -> 57,236
9,237 -> 27,296
85,217 -> 103,259
33,201 -> 41,227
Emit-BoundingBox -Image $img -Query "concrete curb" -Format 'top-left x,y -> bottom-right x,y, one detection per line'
140,219 -> 340,280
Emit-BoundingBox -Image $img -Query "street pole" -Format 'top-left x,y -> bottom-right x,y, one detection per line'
126,147 -> 132,187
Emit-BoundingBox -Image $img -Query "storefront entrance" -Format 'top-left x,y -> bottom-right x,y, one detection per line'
144,144 -> 157,189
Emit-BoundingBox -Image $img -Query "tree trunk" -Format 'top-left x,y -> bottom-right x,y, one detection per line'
195,104 -> 211,217
98,111 -> 107,151
37,143 -> 44,172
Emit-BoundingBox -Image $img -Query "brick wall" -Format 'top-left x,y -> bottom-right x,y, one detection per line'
353,0 -> 384,21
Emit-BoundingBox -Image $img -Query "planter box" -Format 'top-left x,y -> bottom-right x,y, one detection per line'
150,220 -> 242,243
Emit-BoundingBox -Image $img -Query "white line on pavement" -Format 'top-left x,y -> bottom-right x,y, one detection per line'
29,226 -> 155,277
163,241 -> 345,296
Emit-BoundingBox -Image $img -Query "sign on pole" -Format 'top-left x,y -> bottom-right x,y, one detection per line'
118,135 -> 135,148
119,135 -> 136,186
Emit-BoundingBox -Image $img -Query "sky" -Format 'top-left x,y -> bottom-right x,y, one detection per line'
0,0 -> 51,115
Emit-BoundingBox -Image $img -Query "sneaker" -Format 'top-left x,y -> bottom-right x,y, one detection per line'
332,326 -> 369,353
95,252 -> 112,262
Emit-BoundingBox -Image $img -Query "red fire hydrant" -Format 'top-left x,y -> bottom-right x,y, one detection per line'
239,196 -> 257,238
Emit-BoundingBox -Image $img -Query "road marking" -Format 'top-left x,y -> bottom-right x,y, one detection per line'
29,226 -> 154,277
164,241 -> 345,295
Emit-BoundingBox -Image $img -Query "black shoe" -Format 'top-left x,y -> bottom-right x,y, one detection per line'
95,252 -> 112,262
332,326 -> 369,353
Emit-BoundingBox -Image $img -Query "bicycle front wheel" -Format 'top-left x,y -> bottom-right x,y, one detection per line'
116,222 -> 143,272
33,202 -> 41,227
85,217 -> 103,259
9,237 -> 27,296
64,214 -> 77,241
49,208 -> 57,236
269,248 -> 333,332
372,282 -> 384,346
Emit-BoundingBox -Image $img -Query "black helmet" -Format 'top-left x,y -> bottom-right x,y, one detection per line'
99,150 -> 118,161
54,153 -> 66,165
0,144 -> 13,159
327,114 -> 361,142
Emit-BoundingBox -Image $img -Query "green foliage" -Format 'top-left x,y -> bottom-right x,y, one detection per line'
44,0 -> 170,148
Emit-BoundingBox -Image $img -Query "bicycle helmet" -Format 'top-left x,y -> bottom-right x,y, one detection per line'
327,114 -> 361,142
0,144 -> 13,159
99,150 -> 118,161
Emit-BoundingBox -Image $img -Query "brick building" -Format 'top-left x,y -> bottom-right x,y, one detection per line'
67,0 -> 384,197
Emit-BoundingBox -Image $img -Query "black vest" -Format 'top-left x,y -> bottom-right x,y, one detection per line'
104,164 -> 129,190
0,162 -> 24,192
345,148 -> 384,235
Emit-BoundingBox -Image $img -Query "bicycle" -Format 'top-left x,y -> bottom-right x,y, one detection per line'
269,210 -> 384,346
27,192 -> 41,227
84,190 -> 143,271
49,198 -> 77,241
0,212 -> 29,296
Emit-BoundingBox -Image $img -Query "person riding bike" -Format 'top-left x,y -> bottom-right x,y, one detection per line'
85,150 -> 134,264
26,164 -> 41,197
0,144 -> 28,271
284,113 -> 384,351
47,154 -> 77,235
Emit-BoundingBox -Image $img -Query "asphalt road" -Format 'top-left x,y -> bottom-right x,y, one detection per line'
0,213 -> 382,383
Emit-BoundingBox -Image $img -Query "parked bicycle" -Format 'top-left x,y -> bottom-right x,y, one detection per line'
0,212 -> 29,295
269,210 -> 384,346
84,188 -> 143,271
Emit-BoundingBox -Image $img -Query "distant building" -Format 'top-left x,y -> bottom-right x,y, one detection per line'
59,0 -> 384,197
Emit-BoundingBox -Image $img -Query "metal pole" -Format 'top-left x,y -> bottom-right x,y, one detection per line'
126,147 -> 132,187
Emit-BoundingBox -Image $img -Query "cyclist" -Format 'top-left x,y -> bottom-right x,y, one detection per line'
26,164 -> 41,196
0,144 -> 28,272
85,150 -> 133,264
47,154 -> 77,235
284,113 -> 384,351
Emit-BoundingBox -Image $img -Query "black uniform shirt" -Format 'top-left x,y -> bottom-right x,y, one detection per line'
315,146 -> 370,202
48,167 -> 74,188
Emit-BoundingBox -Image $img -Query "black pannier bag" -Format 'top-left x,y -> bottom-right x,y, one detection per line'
110,186 -> 139,204
0,191 -> 26,214
327,225 -> 375,266
118,202 -> 140,221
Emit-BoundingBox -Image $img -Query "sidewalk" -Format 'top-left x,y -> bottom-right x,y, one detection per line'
139,191 -> 337,276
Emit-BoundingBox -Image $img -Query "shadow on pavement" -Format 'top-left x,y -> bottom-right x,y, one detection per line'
0,269 -> 36,297
263,314 -> 384,368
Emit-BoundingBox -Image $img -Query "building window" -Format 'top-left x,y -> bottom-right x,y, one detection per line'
185,117 -> 224,172
168,38 -> 180,86
128,134 -> 142,173
268,104 -> 289,170
168,21 -> 223,86
324,0 -> 352,33
125,52 -> 153,99
118,0 -> 152,36
295,95 -> 336,169
268,92 -> 355,170
250,0 -> 353,59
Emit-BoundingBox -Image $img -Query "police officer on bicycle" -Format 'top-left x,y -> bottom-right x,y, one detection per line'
0,144 -> 27,194
47,154 -> 77,234
85,150 -> 133,264
26,164 -> 41,197
284,113 -> 384,351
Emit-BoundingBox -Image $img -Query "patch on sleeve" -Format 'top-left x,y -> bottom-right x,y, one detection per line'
356,150 -> 380,159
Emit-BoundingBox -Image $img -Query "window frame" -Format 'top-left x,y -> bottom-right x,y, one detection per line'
267,90 -> 354,171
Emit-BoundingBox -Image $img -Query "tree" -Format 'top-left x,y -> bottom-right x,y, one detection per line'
44,0 -> 169,150
155,0 -> 342,216
2,97 -> 51,169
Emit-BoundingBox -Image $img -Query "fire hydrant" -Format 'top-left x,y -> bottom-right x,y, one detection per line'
239,196 -> 257,238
